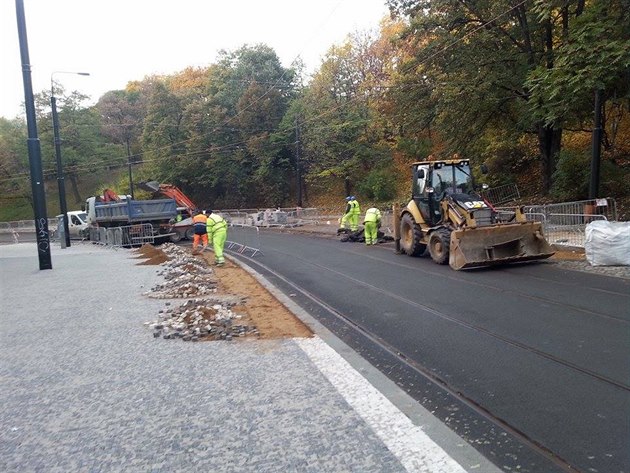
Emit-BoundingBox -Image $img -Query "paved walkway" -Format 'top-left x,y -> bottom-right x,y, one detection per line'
0,242 -> 499,472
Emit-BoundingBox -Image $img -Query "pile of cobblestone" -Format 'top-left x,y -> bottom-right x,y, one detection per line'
145,244 -> 218,299
147,299 -> 259,341
142,243 -> 259,341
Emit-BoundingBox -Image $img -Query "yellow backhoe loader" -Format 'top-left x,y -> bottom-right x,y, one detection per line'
393,159 -> 554,270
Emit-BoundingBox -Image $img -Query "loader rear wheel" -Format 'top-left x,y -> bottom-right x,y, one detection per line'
429,229 -> 450,265
400,213 -> 426,256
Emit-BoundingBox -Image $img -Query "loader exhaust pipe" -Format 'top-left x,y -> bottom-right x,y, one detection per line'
450,222 -> 554,270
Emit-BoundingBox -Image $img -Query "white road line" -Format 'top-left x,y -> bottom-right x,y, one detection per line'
297,337 -> 468,473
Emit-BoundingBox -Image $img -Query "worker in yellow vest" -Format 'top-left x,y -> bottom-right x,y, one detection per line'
363,207 -> 381,245
348,196 -> 361,231
340,196 -> 361,232
206,210 -> 228,266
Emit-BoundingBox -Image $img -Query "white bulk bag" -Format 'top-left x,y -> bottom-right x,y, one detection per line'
585,220 -> 630,266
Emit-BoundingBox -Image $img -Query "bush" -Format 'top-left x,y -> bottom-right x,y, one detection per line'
552,150 -> 630,202
357,169 -> 397,201
551,150 -> 590,201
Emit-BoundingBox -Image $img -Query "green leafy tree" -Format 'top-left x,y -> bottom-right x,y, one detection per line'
97,88 -> 146,170
299,34 -> 392,199
189,45 -> 297,207
385,0 -> 628,194
527,0 -> 630,127
0,118 -> 32,217
35,87 -> 112,205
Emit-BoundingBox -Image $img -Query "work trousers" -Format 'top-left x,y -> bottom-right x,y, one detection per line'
209,228 -> 227,264
339,214 -> 349,229
364,221 -> 378,245
193,233 -> 208,249
349,213 -> 360,231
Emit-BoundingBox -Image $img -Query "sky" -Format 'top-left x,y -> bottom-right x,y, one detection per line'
1,0 -> 390,119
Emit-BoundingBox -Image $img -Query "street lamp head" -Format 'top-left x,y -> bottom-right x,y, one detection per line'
51,71 -> 90,95
52,70 -> 90,77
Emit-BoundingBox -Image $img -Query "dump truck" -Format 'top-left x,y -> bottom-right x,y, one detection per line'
85,189 -> 178,243
137,181 -> 197,242
394,159 -> 554,270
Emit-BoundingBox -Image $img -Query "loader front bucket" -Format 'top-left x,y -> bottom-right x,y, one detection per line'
449,222 -> 554,270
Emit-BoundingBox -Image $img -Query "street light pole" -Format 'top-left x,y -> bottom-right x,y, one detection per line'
51,71 -> 89,248
15,0 -> 52,270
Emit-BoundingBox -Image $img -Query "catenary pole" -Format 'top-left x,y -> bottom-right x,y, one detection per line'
15,0 -> 52,270
295,116 -> 302,207
51,94 -> 71,248
50,71 -> 89,248
589,89 -> 603,199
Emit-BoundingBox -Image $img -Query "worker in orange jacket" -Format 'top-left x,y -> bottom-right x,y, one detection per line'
191,209 -> 208,253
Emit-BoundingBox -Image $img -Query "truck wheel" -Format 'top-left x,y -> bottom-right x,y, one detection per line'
184,228 -> 194,240
400,213 -> 426,256
170,231 -> 182,243
429,229 -> 450,265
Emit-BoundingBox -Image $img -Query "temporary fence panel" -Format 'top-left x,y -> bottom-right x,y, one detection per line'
497,198 -> 617,248
123,223 -> 156,246
481,183 -> 521,206
0,219 -> 58,231
225,224 -> 263,257
88,223 -> 155,247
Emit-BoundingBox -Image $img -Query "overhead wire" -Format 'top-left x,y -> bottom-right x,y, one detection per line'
1,1 -> 353,185
3,1 -> 528,185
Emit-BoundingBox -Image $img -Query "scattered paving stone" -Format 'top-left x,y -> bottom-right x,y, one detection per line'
143,243 -> 258,342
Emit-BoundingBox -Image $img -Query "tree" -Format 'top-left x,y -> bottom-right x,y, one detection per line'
97,88 -> 145,170
0,118 -> 32,216
385,0 -> 626,193
298,32 -> 393,198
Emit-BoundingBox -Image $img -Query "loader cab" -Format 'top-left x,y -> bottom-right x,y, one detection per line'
430,160 -> 475,200
412,160 -> 477,225
412,164 -> 437,224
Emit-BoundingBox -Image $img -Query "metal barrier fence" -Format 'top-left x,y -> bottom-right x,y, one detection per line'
225,224 -> 262,257
0,218 -> 58,231
481,183 -> 521,206
497,198 -> 617,247
2,199 -> 619,249
89,223 -> 155,247
221,208 -> 322,227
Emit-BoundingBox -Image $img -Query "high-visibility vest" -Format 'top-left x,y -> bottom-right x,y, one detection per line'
206,213 -> 227,234
192,213 -> 207,235
350,199 -> 361,215
364,208 -> 381,223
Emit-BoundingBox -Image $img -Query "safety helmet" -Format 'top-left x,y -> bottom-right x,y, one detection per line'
345,196 -> 352,201
350,196 -> 356,200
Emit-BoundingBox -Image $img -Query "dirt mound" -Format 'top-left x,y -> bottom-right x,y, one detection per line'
134,244 -> 169,265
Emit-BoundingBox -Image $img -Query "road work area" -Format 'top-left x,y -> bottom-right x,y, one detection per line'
0,242 -> 499,472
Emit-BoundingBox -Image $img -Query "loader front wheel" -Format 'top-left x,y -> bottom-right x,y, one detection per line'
400,213 -> 426,256
429,229 -> 450,265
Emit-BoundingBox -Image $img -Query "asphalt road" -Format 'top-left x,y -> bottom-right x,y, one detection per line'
228,228 -> 630,473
